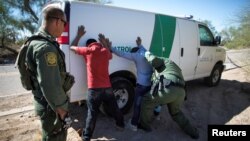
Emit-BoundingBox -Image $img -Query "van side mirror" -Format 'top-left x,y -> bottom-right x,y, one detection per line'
215,36 -> 221,45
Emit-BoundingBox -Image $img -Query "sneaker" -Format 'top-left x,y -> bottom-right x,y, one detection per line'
127,120 -> 137,131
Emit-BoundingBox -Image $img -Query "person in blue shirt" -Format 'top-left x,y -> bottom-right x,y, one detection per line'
108,37 -> 153,131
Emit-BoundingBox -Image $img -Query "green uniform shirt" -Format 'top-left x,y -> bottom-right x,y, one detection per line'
145,55 -> 184,84
158,58 -> 184,80
26,28 -> 68,112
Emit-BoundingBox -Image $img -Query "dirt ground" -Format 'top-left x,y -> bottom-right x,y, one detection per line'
0,67 -> 250,141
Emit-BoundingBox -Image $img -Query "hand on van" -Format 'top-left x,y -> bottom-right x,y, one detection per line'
98,33 -> 112,51
71,25 -> 86,46
136,36 -> 142,46
77,25 -> 86,38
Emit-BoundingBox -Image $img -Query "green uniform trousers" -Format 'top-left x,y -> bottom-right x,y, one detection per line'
34,100 -> 67,141
140,85 -> 199,139
140,86 -> 199,139
140,85 -> 185,128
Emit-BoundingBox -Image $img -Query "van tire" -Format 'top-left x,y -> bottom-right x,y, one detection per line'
204,64 -> 223,87
103,77 -> 135,115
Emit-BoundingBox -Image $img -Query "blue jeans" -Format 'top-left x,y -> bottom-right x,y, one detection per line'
131,84 -> 151,126
83,87 -> 124,141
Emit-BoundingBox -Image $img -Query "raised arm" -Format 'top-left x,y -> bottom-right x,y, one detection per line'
98,33 -> 112,51
71,25 -> 86,46
136,36 -> 142,47
70,25 -> 86,53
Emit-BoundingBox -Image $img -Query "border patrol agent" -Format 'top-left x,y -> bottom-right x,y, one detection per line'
26,6 -> 73,141
139,52 -> 199,139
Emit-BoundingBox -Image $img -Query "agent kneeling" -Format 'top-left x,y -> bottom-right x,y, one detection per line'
139,51 -> 199,139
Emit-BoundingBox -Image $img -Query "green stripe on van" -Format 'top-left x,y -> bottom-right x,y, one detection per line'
149,14 -> 176,58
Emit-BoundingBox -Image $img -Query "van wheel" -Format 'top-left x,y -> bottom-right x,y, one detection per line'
103,77 -> 135,115
204,64 -> 223,87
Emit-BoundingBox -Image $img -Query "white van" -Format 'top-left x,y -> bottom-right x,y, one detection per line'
43,1 -> 226,114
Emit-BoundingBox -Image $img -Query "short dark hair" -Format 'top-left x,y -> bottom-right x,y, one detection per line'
43,6 -> 65,22
86,38 -> 97,46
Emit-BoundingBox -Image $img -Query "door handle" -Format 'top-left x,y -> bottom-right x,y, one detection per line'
181,48 -> 184,57
198,48 -> 200,56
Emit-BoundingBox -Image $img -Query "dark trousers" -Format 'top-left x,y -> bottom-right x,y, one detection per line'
83,87 -> 124,140
131,84 -> 151,126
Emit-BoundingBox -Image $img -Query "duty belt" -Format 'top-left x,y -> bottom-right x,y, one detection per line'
150,75 -> 185,96
163,78 -> 185,88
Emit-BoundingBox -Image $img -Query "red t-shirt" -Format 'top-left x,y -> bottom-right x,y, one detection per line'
76,42 -> 112,88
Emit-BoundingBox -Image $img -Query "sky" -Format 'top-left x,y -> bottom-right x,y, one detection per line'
108,0 -> 249,32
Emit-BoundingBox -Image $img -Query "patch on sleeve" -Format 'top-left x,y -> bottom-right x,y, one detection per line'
45,52 -> 57,66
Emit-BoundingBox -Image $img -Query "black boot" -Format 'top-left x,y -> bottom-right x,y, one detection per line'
182,123 -> 199,139
172,111 -> 199,139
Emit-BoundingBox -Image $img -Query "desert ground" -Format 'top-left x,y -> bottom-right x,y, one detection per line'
0,65 -> 250,141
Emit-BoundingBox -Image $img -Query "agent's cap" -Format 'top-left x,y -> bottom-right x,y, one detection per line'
145,51 -> 164,69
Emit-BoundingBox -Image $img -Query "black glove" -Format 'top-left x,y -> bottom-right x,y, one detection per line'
63,72 -> 75,92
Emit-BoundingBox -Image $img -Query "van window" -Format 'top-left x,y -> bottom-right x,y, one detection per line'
199,25 -> 215,46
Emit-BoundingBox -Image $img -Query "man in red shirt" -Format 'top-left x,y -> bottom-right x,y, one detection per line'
70,25 -> 124,141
